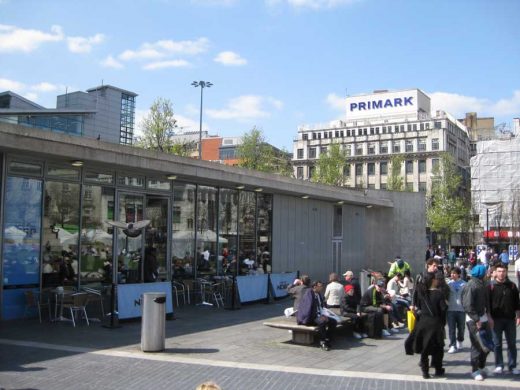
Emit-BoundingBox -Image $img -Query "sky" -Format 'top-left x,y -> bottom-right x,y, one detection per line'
1,0 -> 519,150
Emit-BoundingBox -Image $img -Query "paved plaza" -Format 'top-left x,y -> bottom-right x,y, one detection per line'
1,293 -> 520,390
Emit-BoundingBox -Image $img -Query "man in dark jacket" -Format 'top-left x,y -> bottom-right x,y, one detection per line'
462,264 -> 494,381
296,280 -> 337,350
287,274 -> 310,312
489,263 -> 520,375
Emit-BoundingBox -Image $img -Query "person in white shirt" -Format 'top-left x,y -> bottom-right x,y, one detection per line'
324,273 -> 344,312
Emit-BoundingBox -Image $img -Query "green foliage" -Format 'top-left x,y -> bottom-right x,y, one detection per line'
237,127 -> 292,176
387,155 -> 404,191
135,98 -> 195,156
311,142 -> 348,186
426,152 -> 470,247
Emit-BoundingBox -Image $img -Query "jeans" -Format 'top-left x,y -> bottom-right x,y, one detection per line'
315,316 -> 337,342
447,311 -> 465,347
467,321 -> 491,372
492,317 -> 517,370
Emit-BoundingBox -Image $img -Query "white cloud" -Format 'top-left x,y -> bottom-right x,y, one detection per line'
207,95 -> 283,120
0,24 -> 63,53
268,0 -> 360,9
214,51 -> 247,66
23,92 -> 38,101
493,90 -> 520,116
101,55 -> 124,69
325,93 -> 345,111
67,33 -> 104,53
0,77 -> 25,91
118,38 -> 209,61
30,82 -> 58,92
143,59 -> 190,70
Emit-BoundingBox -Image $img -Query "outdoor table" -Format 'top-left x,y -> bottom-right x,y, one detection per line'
51,288 -> 75,322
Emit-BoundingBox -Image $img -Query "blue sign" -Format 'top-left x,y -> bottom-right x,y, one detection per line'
269,272 -> 297,298
350,96 -> 413,112
117,282 -> 173,319
236,274 -> 268,303
509,245 -> 518,262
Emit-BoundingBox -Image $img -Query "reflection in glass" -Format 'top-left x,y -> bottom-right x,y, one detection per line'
172,183 -> 196,278
196,186 -> 218,277
219,188 -> 238,275
145,196 -> 168,281
42,181 -> 81,288
239,191 -> 257,275
80,185 -> 114,287
2,177 -> 42,286
257,194 -> 272,273
117,194 -> 144,283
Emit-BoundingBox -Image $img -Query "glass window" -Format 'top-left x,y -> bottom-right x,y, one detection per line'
195,186 -> 218,277
419,182 -> 427,192
308,165 -> 315,179
419,160 -> 426,173
380,182 -> 387,190
356,144 -> 363,155
172,183 -> 196,278
80,186 -> 114,288
393,141 -> 400,153
120,93 -> 135,145
85,171 -> 114,184
413,124 -> 417,131
380,161 -> 388,175
432,158 -> 440,170
434,121 -> 442,129
297,149 -> 303,159
296,166 -> 304,179
405,140 -> 413,152
302,133 -> 308,140
8,160 -> 43,176
320,146 -> 327,155
333,205 -> 342,238
42,181 -> 81,289
368,163 -> 375,176
257,194 -> 272,274
418,138 -> 427,151
308,147 -> 316,159
47,166 -> 81,181
432,138 -> 439,150
380,143 -> 388,154
147,178 -> 171,191
2,177 -> 42,287
420,123 -> 425,131
355,163 -> 363,176
217,188 -> 238,276
144,196 -> 169,281
239,191 -> 256,275
368,143 -> 375,155
406,183 -> 414,191
343,164 -> 350,177
117,174 -> 144,188
345,144 -> 351,156
405,160 -> 413,174
407,124 -> 412,131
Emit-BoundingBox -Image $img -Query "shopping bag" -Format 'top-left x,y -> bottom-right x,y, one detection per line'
407,310 -> 416,333
321,307 -> 342,322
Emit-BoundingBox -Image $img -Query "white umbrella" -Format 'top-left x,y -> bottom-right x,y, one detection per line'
84,229 -> 113,245
172,230 -> 227,243
4,226 -> 26,243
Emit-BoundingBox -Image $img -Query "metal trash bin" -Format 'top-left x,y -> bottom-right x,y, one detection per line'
141,292 -> 166,352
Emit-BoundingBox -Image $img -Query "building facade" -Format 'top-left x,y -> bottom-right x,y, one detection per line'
0,121 -> 425,320
0,85 -> 137,145
293,89 -> 471,193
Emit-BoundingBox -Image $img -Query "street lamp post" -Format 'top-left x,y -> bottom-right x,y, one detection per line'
191,81 -> 213,159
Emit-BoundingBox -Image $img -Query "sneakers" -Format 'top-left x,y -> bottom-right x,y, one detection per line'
447,345 -> 457,354
382,329 -> 391,337
471,370 -> 484,381
480,367 -> 490,377
510,368 -> 520,375
456,340 -> 463,349
320,341 -> 330,351
352,332 -> 362,339
494,366 -> 503,374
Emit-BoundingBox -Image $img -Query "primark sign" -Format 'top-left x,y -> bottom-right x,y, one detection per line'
349,96 -> 414,112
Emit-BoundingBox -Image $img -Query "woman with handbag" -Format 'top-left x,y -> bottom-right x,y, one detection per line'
410,272 -> 447,379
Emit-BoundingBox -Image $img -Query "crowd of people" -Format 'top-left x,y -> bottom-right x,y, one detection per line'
287,246 -> 520,381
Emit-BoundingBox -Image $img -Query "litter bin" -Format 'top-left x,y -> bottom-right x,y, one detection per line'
141,292 -> 166,352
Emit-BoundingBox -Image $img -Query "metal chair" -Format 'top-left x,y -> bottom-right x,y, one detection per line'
172,281 -> 189,306
24,290 -> 51,323
62,293 -> 90,327
211,282 -> 225,308
82,286 -> 105,318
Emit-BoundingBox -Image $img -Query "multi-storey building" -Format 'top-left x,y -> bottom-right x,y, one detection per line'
458,112 -> 495,157
293,89 -> 471,193
0,85 -> 137,145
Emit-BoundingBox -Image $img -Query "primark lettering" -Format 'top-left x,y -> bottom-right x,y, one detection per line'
350,96 -> 413,112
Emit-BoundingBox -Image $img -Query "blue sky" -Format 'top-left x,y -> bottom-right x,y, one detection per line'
1,0 -> 519,150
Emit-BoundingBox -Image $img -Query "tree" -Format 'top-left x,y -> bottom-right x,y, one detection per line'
237,127 -> 292,176
387,155 -> 404,191
311,142 -> 349,186
426,152 -> 470,248
135,98 -> 195,156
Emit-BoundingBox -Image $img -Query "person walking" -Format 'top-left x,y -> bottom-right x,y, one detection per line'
410,272 -> 447,379
447,267 -> 466,353
489,263 -> 520,375
462,264 -> 494,381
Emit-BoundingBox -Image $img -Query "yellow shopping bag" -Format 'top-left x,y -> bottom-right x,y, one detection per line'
407,310 -> 416,333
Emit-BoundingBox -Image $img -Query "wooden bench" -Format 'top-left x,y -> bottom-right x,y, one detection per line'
263,315 -> 354,345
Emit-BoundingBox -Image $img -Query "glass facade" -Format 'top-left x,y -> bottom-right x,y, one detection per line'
120,93 -> 135,145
